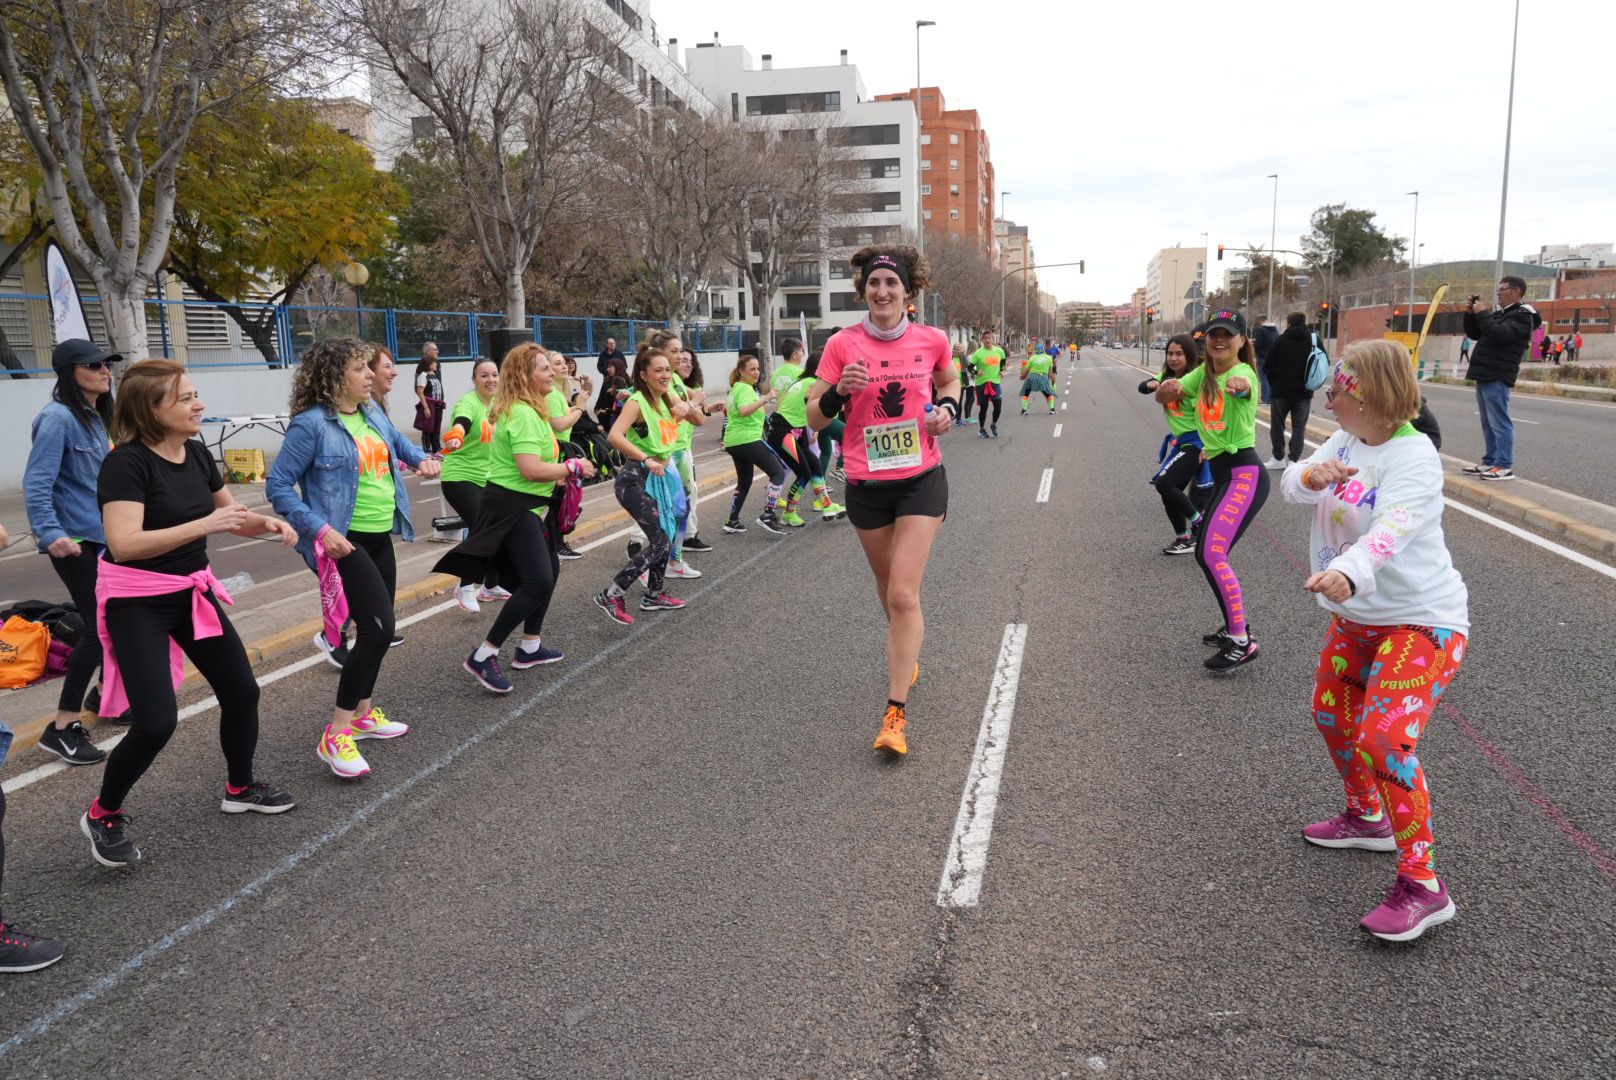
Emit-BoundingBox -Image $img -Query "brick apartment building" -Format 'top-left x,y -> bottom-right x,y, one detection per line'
874,87 -> 995,262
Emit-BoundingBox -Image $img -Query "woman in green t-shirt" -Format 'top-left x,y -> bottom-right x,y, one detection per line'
642,328 -> 706,577
437,343 -> 595,694
441,358 -> 501,612
1154,309 -> 1270,673
594,344 -> 699,625
720,354 -> 787,536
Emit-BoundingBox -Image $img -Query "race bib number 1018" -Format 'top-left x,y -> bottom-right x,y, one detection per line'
863,418 -> 922,472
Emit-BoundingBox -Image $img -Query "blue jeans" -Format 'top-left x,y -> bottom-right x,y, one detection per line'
1476,380 -> 1514,467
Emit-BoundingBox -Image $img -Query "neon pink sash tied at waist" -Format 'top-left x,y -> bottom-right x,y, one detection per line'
94,557 -> 234,717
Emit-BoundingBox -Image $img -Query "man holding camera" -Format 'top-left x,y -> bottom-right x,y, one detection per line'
1462,276 -> 1539,481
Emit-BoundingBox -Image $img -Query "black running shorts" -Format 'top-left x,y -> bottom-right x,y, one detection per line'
845,465 -> 948,530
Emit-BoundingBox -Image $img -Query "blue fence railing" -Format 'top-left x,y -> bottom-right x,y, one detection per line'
0,293 -> 745,377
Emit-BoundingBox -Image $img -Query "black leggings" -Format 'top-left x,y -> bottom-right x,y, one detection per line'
726,440 -> 787,521
49,542 -> 103,713
1195,448 -> 1270,638
766,415 -> 818,502
613,462 -> 670,594
334,530 -> 396,712
978,385 -> 1002,426
100,588 -> 259,809
486,512 -> 558,646
1152,445 -> 1203,536
441,480 -> 496,589
961,384 -> 977,419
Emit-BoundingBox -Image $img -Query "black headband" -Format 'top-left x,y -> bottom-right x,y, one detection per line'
865,253 -> 912,293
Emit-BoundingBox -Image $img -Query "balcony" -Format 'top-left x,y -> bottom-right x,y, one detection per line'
781,266 -> 823,288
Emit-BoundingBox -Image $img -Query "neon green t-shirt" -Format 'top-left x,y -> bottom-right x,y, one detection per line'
770,362 -> 804,395
671,373 -> 695,452
624,390 -> 679,460
544,389 -> 570,436
1025,353 -> 1052,376
439,391 -> 494,485
1178,362 -> 1258,457
777,377 -> 811,428
724,382 -> 765,447
339,409 -> 396,532
970,347 -> 1005,385
486,401 -> 559,506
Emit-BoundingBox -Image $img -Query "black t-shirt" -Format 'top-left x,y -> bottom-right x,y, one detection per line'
97,440 -> 224,575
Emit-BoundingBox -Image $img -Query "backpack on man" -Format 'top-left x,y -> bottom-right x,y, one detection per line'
1303,332 -> 1331,392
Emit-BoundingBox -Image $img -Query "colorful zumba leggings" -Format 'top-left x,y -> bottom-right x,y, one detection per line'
1194,447 -> 1269,638
1312,618 -> 1466,881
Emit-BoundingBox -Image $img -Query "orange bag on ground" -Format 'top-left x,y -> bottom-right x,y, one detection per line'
0,615 -> 51,689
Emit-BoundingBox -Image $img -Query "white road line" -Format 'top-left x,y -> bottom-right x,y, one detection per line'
937,622 -> 1029,908
1469,409 -> 1539,424
1036,468 -> 1053,502
1061,401 -> 1068,411
1053,424 -> 1063,438
0,485 -> 740,797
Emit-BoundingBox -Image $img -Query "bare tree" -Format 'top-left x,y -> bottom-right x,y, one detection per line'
724,119 -> 847,362
352,0 -> 631,328
0,0 -> 334,357
923,230 -> 999,332
604,107 -> 748,334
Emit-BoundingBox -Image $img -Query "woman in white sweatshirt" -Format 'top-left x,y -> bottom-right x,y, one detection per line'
1280,339 -> 1469,944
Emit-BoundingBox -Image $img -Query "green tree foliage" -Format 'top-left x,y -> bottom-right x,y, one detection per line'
164,96 -> 402,365
1301,203 -> 1407,281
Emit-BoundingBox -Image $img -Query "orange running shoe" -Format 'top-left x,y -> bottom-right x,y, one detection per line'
874,705 -> 908,756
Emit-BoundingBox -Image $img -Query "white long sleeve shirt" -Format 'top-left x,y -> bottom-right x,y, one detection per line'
1280,426 -> 1470,634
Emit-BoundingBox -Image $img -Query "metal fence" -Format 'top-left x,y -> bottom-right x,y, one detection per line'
0,292 -> 744,377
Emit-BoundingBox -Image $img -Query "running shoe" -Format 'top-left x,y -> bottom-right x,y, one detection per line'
455,583 -> 481,613
312,630 -> 349,670
0,922 -> 65,972
80,810 -> 140,867
487,586 -> 514,600
782,511 -> 807,528
1479,467 -> 1515,481
1360,875 -> 1456,942
874,705 -> 908,756
511,641 -> 565,669
1048,405 -> 1056,414
627,539 -> 642,561
318,725 -> 370,779
37,721 -> 106,766
388,634 -> 405,648
665,560 -> 702,578
1020,409 -> 1029,416
819,502 -> 847,521
220,781 -> 298,814
830,462 -> 847,482
991,425 -> 1000,438
1162,536 -> 1196,556
721,519 -> 747,534
1204,635 -> 1259,673
1461,463 -> 1487,474
755,510 -> 786,535
1201,626 -> 1256,648
683,534 -> 714,552
1267,457 -> 1287,470
352,706 -> 410,739
979,429 -> 990,439
556,544 -> 583,560
463,651 -> 513,693
1303,813 -> 1397,851
640,592 -> 687,611
594,590 -> 635,625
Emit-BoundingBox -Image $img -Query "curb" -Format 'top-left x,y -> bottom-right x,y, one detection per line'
7,463 -> 741,760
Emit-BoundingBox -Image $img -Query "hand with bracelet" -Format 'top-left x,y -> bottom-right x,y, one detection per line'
1302,459 -> 1358,491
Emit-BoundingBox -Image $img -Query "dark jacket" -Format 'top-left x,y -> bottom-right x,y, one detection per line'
596,348 -> 628,380
1264,325 -> 1315,399
1463,302 -> 1540,386
1253,323 -> 1280,362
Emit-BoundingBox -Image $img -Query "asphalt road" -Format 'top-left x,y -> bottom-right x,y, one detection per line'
1,350 -> 1613,1078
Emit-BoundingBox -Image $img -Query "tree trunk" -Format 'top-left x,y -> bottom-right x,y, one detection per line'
99,286 -> 150,360
241,315 -> 282,369
504,270 -> 526,329
0,325 -> 27,379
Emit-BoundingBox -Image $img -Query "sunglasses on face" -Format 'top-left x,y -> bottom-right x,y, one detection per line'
76,361 -> 112,372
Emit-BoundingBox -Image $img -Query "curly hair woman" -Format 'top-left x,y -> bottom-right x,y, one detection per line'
806,245 -> 960,757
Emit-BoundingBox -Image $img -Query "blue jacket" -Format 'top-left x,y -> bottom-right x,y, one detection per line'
267,402 -> 425,566
26,400 -> 110,550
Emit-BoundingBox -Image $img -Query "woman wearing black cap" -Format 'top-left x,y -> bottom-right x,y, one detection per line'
1155,309 -> 1269,673
23,340 -> 122,766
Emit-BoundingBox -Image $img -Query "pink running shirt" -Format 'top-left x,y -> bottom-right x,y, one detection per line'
818,322 -> 954,483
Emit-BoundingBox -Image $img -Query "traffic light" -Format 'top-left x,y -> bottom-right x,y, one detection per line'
1319,301 -> 1330,314
1217,244 -> 1224,261
906,303 -> 917,322
1145,307 -> 1155,324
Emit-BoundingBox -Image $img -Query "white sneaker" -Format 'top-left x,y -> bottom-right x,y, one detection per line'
351,706 -> 409,740
455,583 -> 481,613
665,560 -> 703,579
1266,458 -> 1287,470
479,586 -> 513,601
317,725 -> 369,779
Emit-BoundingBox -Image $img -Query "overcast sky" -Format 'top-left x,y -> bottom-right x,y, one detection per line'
655,0 -> 1616,306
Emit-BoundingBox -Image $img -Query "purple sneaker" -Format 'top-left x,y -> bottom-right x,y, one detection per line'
1303,813 -> 1397,851
1360,874 -> 1456,942
463,651 -> 513,694
510,642 -> 564,669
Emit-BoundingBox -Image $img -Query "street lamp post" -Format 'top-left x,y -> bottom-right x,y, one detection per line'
998,190 -> 1011,337
1407,190 -> 1419,332
1266,173 -> 1278,321
1198,231 -> 1209,327
915,19 -> 935,271
1495,0 -> 1520,289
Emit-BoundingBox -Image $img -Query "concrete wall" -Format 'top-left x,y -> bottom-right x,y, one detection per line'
0,352 -> 745,492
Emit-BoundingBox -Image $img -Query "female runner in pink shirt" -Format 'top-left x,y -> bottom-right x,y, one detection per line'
808,246 -> 960,757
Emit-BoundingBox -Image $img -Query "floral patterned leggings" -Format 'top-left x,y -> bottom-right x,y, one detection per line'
1311,617 -> 1467,881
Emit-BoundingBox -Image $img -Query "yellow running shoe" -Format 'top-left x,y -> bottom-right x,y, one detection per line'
874,705 -> 908,756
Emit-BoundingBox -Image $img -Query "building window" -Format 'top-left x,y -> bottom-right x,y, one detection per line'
920,184 -> 932,196
920,133 -> 931,145
949,209 -> 960,220
831,191 -> 902,214
922,209 -> 932,221
950,133 -> 959,145
746,91 -> 841,116
829,263 -> 854,280
920,159 -> 932,171
829,292 -> 863,312
783,295 -> 820,318
949,184 -> 960,196
949,159 -> 959,170
833,124 -> 900,147
841,157 -> 901,180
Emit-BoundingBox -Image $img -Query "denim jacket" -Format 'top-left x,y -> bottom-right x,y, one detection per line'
26,400 -> 110,551
267,403 -> 425,567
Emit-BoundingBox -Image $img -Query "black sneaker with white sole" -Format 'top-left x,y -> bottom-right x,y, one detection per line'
1461,463 -> 1487,474
1162,536 -> 1196,556
721,519 -> 747,534
0,922 -> 66,973
388,634 -> 404,648
1480,467 -> 1515,481
220,781 -> 297,815
1204,636 -> 1259,673
37,721 -> 106,766
682,534 -> 713,552
1202,626 -> 1258,649
557,543 -> 583,560
312,631 -> 349,669
80,811 -> 140,868
755,511 -> 785,535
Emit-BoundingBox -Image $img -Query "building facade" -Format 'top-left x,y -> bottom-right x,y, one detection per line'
872,88 -> 995,261
1525,243 -> 1614,269
1146,246 -> 1205,324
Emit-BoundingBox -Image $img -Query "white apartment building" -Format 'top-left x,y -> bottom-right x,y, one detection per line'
1146,246 -> 1205,324
1525,243 -> 1614,269
681,42 -> 921,336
